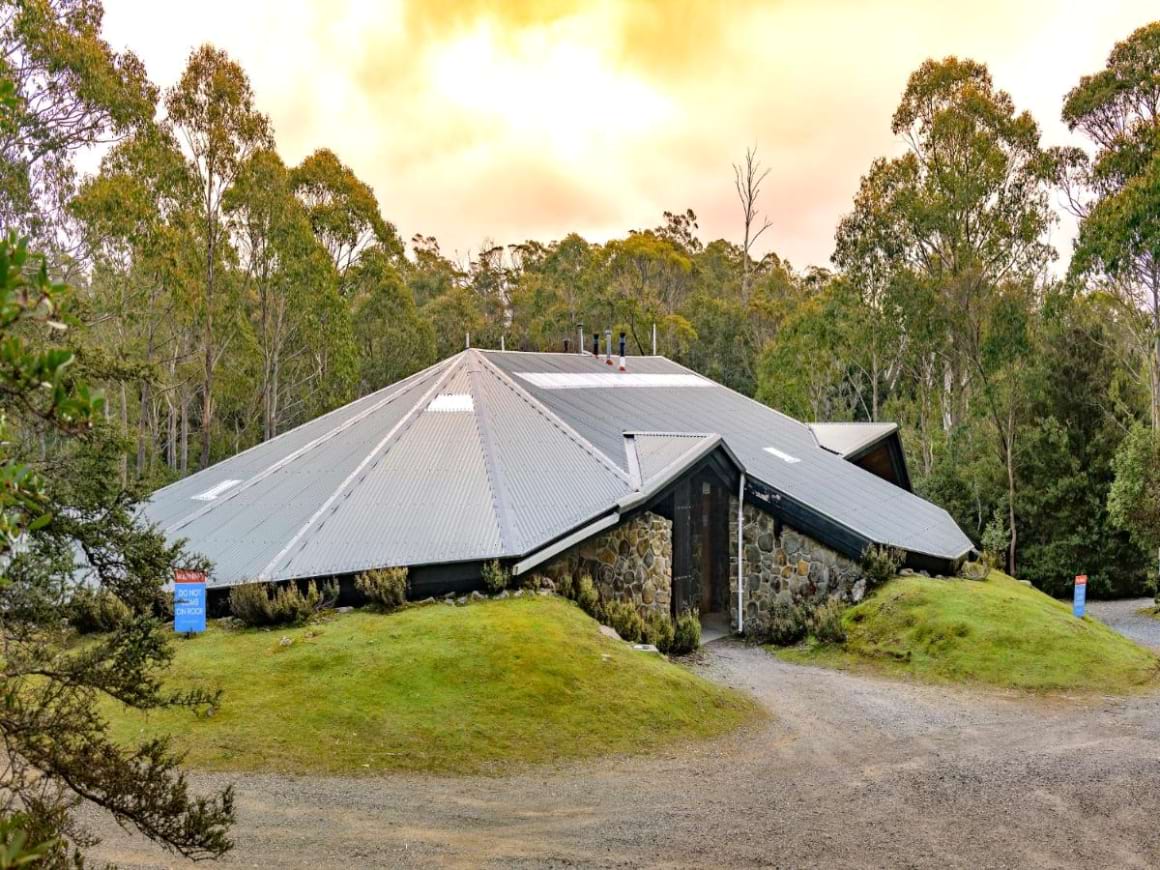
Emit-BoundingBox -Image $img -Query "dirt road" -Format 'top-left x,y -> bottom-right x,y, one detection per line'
86,642 -> 1160,868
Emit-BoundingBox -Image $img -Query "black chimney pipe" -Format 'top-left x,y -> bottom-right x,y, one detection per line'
592,333 -> 599,357
564,338 -> 570,353
618,332 -> 626,372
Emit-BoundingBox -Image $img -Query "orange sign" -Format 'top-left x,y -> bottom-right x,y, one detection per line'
1075,574 -> 1087,585
174,568 -> 206,584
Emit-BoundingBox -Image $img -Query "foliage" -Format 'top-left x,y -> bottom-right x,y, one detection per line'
604,599 -> 645,643
228,579 -> 335,627
670,609 -> 701,655
861,545 -> 904,587
573,574 -> 601,618
66,585 -> 130,634
0,226 -> 234,861
643,611 -> 675,653
0,813 -> 56,869
105,598 -> 758,775
779,572 -> 1158,694
808,599 -> 848,645
753,599 -> 809,646
980,512 -> 1010,570
480,559 -> 509,594
355,566 -> 408,611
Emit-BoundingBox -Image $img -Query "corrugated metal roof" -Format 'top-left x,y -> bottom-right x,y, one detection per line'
142,349 -> 973,587
484,352 -> 972,560
809,422 -> 898,457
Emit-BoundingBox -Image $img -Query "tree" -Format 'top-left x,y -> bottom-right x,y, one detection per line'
0,0 -> 155,247
352,248 -> 435,391
0,231 -> 234,864
733,147 -> 772,304
1109,423 -> 1160,571
165,45 -> 272,468
1057,21 -> 1160,429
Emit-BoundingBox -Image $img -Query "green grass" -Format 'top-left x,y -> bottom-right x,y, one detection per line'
106,596 -> 758,775
776,571 -> 1160,694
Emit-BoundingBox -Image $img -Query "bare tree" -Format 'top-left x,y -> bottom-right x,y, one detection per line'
733,146 -> 773,303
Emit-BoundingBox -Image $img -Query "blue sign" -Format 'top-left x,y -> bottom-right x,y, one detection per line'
1073,574 -> 1087,618
174,570 -> 207,633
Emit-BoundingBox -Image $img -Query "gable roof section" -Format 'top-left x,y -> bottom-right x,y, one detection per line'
808,422 -> 898,457
483,351 -> 972,562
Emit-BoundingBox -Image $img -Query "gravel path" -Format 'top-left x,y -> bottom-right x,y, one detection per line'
84,642 -> 1160,869
1088,597 -> 1160,648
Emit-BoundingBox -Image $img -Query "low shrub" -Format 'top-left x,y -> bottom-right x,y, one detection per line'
356,566 -> 408,611
643,611 -> 675,653
229,579 -> 336,627
808,598 -> 848,645
574,574 -> 601,618
671,609 -> 701,655
861,544 -> 905,588
554,573 -> 575,599
605,600 -> 645,643
67,586 -> 131,634
481,560 -> 509,594
760,599 -> 809,646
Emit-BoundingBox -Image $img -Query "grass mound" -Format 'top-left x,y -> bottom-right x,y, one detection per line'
777,571 -> 1159,693
107,596 -> 757,775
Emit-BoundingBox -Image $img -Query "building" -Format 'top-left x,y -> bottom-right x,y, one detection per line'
143,349 -> 973,631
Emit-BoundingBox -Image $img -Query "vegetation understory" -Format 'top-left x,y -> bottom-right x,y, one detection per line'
775,571 -> 1160,694
105,597 -> 758,775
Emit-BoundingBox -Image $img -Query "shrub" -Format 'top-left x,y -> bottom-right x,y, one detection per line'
356,566 -> 408,611
574,574 -> 601,618
229,580 -> 335,627
761,599 -> 808,646
808,598 -> 848,645
861,544 -> 904,587
980,511 -> 1010,570
481,560 -> 509,594
643,611 -> 675,653
554,573 -> 575,599
671,609 -> 701,655
67,586 -> 131,634
605,600 -> 645,643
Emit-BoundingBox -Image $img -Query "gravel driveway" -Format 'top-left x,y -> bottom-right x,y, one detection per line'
85,642 -> 1160,869
1088,597 -> 1160,648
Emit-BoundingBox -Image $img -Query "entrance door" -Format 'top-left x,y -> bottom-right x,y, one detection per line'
700,485 -> 714,613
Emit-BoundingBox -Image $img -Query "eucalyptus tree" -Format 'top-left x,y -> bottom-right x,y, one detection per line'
1057,21 -> 1160,429
0,0 -> 154,250
165,45 -> 272,468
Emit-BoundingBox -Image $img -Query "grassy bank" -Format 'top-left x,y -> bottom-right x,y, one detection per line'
777,571 -> 1159,693
106,596 -> 758,775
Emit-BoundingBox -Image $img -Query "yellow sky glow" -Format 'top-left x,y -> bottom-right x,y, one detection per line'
99,0 -> 1157,270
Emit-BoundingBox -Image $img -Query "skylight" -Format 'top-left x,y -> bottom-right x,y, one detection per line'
764,447 -> 801,464
192,479 -> 242,501
514,372 -> 711,390
427,393 -> 474,413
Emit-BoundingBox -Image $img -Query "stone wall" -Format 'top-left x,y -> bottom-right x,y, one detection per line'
537,511 -> 672,617
727,498 -> 865,631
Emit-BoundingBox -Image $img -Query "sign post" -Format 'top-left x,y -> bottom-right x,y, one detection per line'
1072,574 -> 1087,618
174,569 -> 207,634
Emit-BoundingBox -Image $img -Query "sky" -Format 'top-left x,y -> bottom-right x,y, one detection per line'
99,0 -> 1157,272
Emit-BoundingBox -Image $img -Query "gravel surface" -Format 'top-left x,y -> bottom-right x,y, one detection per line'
1088,597 -> 1160,648
84,642 -> 1160,869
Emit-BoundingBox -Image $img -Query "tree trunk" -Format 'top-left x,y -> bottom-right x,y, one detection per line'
1005,416 -> 1017,576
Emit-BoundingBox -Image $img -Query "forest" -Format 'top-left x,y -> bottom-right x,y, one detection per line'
4,2 -> 1160,605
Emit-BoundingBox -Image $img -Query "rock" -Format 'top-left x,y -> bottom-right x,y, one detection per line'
899,568 -> 916,576
919,571 -> 930,577
443,599 -> 455,606
632,643 -> 661,655
418,597 -> 436,606
335,606 -> 354,614
279,636 -> 292,647
537,589 -> 551,596
851,578 -> 867,603
1019,579 -> 1032,587
642,582 -> 655,604
469,590 -> 484,601
513,589 -> 524,597
455,596 -> 468,606
797,560 -> 810,576
540,577 -> 556,592
495,589 -> 509,599
757,532 -> 774,552
599,624 -> 622,641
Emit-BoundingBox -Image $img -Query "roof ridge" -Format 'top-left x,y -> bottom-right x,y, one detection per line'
258,354 -> 463,580
474,352 -> 633,487
163,355 -> 458,535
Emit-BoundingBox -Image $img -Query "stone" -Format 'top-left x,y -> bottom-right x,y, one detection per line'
456,596 -> 468,605
797,560 -> 810,576
513,589 -> 524,597
851,578 -> 867,602
335,606 -> 354,613
599,624 -> 622,641
279,636 -> 292,647
496,590 -> 509,599
540,577 -> 556,591
469,590 -> 484,601
642,582 -> 656,604
632,643 -> 661,655
757,532 -> 774,552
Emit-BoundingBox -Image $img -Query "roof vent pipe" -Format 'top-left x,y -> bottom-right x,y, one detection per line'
563,338 -> 570,353
618,332 -> 626,372
605,328 -> 613,365
578,325 -> 584,354
592,332 -> 599,357
500,334 -> 505,351
652,323 -> 657,356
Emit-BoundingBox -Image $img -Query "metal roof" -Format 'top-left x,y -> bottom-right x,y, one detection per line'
484,351 -> 973,561
808,422 -> 899,457
143,349 -> 973,587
